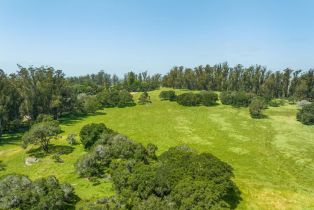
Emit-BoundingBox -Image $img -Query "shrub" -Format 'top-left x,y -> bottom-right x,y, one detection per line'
297,100 -> 311,109
220,91 -> 255,107
176,93 -> 201,106
66,134 -> 77,145
199,91 -> 218,106
80,123 -> 112,149
296,103 -> 314,125
249,97 -> 267,118
159,90 -> 177,101
0,174 -> 78,210
97,89 -> 135,108
138,91 -> 152,105
269,99 -> 285,107
52,153 -> 64,163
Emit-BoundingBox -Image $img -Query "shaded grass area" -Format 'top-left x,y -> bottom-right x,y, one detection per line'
0,88 -> 314,209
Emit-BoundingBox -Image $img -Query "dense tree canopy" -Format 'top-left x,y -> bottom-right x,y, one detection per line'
0,174 -> 78,210
75,123 -> 240,209
97,89 -> 135,108
162,64 -> 314,101
79,123 -> 112,149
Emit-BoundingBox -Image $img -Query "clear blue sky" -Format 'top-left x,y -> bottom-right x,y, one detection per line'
1,0 -> 314,76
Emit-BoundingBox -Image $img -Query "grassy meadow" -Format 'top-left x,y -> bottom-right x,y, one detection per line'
0,88 -> 313,209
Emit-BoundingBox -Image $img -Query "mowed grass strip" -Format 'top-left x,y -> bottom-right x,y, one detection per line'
0,88 -> 313,209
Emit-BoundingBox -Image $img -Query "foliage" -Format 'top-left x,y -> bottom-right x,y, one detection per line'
77,93 -> 101,114
176,93 -> 201,106
199,91 -> 219,106
163,64 -> 314,101
76,132 -> 157,178
22,118 -> 61,152
66,134 -> 77,145
97,89 -> 135,108
268,99 -> 285,107
0,174 -> 78,210
159,90 -> 177,101
138,91 -> 151,105
249,97 -> 267,118
297,100 -> 311,109
296,103 -> 314,125
106,146 -> 240,209
79,123 -> 112,149
52,153 -> 64,163
220,91 -> 255,107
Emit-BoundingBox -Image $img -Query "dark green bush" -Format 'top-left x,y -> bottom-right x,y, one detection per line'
159,90 -> 177,101
80,123 -> 112,149
138,91 -> 151,105
97,89 -> 135,108
220,91 -> 255,107
297,103 -> 314,125
249,97 -> 267,118
176,93 -> 201,106
199,91 -> 218,106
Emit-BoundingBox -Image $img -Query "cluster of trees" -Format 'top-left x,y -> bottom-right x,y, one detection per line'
76,124 -> 240,209
0,66 -> 75,137
0,174 -> 78,209
76,123 -> 157,177
68,70 -> 161,93
1,66 -> 162,137
97,89 -> 135,108
162,64 -> 314,101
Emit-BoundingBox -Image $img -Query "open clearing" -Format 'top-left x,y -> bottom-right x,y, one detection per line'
0,88 -> 313,209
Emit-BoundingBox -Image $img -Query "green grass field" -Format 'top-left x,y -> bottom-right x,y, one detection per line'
0,88 -> 313,209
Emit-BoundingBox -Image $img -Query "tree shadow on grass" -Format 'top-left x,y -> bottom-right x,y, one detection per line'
0,131 -> 24,147
0,161 -> 6,171
27,144 -> 74,158
59,111 -> 106,126
226,184 -> 242,209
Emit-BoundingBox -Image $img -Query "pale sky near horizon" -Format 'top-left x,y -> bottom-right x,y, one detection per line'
1,0 -> 314,76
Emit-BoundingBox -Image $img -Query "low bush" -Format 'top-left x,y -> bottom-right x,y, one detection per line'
159,90 -> 177,101
138,91 -> 152,105
199,91 -> 218,106
297,103 -> 314,125
176,93 -> 201,106
249,97 -> 267,118
220,91 -> 255,107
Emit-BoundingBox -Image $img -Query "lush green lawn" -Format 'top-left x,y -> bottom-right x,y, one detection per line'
0,88 -> 313,209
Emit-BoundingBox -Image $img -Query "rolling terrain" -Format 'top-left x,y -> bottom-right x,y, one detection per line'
0,88 -> 313,209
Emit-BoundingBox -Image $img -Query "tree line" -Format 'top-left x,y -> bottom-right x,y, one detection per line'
162,63 -> 314,101
0,66 -> 161,137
